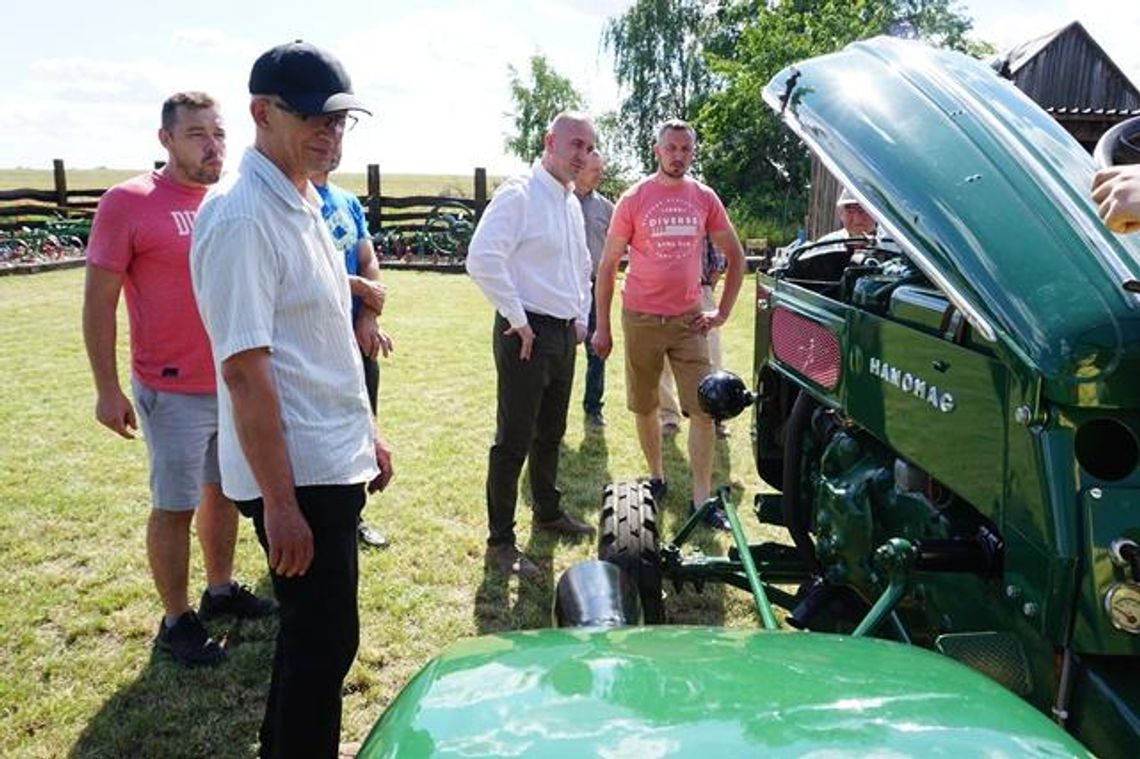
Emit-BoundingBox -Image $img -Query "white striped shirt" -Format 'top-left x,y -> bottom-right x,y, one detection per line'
190,147 -> 378,501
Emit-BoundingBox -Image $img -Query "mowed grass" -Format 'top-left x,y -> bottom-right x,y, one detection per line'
0,266 -> 774,757
0,169 -> 499,199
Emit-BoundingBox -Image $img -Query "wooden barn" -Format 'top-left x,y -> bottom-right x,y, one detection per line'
804,21 -> 1140,239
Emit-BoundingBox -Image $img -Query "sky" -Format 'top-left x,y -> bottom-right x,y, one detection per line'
2,0 -> 1138,176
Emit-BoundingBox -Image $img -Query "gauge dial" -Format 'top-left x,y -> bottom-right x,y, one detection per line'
1104,582 -> 1140,634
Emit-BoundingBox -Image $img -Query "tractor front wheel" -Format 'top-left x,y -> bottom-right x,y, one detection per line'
598,481 -> 664,623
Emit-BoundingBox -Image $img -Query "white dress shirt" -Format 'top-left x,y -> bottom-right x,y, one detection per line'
466,160 -> 592,329
190,147 -> 378,502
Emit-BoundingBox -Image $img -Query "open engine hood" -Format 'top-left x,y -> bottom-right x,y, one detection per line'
763,36 -> 1140,386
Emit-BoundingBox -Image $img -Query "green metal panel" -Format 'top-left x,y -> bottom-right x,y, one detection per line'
1068,656 -> 1140,759
768,283 -> 848,402
843,307 -> 1008,515
1073,488 -> 1140,655
358,627 -> 1090,757
763,36 -> 1140,399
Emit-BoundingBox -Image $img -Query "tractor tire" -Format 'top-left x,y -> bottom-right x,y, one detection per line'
598,481 -> 664,623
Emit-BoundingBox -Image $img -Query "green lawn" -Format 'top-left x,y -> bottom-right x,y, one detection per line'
0,267 -> 772,757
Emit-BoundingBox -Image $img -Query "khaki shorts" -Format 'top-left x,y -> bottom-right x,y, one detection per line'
622,308 -> 712,419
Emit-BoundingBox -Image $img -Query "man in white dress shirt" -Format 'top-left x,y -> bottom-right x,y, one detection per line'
466,111 -> 598,579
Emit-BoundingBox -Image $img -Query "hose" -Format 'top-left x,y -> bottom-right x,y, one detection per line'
781,391 -> 819,568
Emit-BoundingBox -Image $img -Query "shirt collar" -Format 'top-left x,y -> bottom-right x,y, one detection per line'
531,159 -> 571,199
242,147 -> 323,212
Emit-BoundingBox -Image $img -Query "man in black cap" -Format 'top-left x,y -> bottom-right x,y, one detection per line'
190,40 -> 393,758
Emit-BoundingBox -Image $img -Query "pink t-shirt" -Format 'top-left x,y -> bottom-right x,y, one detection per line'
610,175 -> 731,316
86,171 -> 215,393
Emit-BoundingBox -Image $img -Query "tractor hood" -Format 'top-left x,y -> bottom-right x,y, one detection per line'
358,626 -> 1089,756
763,36 -> 1140,389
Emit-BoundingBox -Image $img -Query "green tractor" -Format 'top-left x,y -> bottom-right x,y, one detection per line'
359,37 -> 1135,756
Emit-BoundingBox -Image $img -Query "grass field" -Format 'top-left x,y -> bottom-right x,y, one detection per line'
0,266 -> 774,757
0,169 -> 498,199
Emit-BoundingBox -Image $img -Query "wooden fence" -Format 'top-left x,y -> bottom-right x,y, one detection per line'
0,160 -> 103,231
0,159 -> 490,236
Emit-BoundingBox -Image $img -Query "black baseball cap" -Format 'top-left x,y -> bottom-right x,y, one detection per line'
249,40 -> 371,116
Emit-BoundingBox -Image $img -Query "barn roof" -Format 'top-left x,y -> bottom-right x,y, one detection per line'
994,21 -> 1140,111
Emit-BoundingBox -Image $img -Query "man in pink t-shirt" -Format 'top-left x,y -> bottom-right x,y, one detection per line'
82,92 -> 275,668
592,119 -> 745,528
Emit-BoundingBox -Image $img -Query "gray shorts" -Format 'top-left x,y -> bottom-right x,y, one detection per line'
131,378 -> 221,511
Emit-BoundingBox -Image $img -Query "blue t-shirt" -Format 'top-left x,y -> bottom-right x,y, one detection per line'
315,182 -> 369,320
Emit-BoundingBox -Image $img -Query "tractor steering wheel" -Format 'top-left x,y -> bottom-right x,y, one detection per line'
1094,115 -> 1140,170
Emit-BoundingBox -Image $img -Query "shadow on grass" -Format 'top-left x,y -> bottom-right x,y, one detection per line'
657,422 -> 730,627
472,426 -> 612,635
69,579 -> 277,759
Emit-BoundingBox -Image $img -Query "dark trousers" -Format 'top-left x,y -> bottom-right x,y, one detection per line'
359,352 -> 378,529
238,485 -> 364,759
361,351 -> 379,415
486,311 -> 576,546
583,281 -> 605,415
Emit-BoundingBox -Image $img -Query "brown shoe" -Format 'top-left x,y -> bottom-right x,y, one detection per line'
534,512 -> 596,538
486,544 -> 542,579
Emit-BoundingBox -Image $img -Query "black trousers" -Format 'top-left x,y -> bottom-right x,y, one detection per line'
361,351 -> 379,415
486,311 -> 576,546
238,485 -> 364,759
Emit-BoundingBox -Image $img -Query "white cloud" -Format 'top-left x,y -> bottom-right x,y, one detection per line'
27,57 -> 168,104
335,5 -> 560,175
171,27 -> 258,60
24,0 -> 1139,175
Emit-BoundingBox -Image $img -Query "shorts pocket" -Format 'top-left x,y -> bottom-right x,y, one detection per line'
135,383 -> 159,417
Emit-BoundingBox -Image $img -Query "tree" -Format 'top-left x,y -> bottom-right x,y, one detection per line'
603,0 -> 714,172
600,1 -> 992,236
505,55 -> 585,164
690,0 -> 993,235
594,110 -> 636,199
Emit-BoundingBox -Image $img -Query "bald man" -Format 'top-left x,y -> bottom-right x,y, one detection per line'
466,112 -> 598,578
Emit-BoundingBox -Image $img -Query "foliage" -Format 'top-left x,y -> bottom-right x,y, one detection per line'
603,0 -> 994,234
729,200 -> 802,251
504,55 -> 586,164
594,111 -> 636,201
603,0 -> 715,172
0,267 -> 771,757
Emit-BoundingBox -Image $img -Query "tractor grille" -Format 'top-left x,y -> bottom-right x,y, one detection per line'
771,307 -> 841,390
936,631 -> 1033,696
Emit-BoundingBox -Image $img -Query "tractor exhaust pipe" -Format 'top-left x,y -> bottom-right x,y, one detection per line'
553,560 -> 641,628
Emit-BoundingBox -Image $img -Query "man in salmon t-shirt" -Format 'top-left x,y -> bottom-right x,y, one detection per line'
592,119 -> 745,529
82,92 -> 276,668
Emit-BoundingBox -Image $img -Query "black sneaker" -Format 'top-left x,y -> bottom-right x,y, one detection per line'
648,478 -> 668,503
199,583 -> 278,621
691,501 -> 732,532
154,611 -> 226,667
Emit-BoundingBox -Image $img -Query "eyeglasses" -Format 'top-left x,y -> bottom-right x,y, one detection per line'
270,100 -> 358,132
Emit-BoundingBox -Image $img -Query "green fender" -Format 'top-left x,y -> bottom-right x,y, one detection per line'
359,627 -> 1090,757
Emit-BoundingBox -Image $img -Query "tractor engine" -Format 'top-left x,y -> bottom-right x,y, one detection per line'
788,406 -> 1004,638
